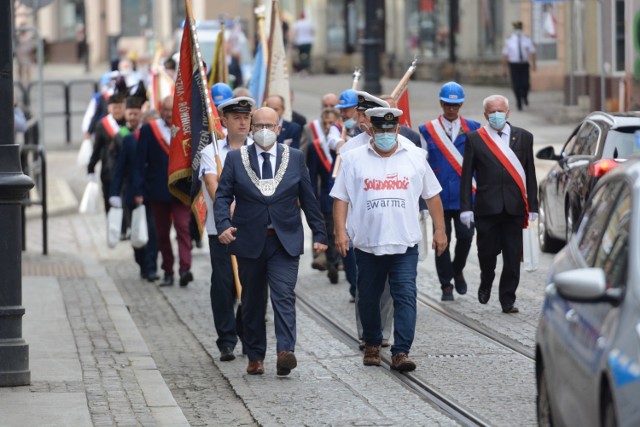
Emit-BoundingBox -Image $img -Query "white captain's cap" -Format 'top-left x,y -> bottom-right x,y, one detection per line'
217,96 -> 255,114
365,107 -> 403,129
355,91 -> 389,111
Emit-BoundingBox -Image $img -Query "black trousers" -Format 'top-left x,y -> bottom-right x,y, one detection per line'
208,236 -> 239,352
435,210 -> 474,288
475,211 -> 524,307
508,62 -> 530,109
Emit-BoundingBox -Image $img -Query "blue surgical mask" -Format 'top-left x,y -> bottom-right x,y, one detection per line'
488,112 -> 507,130
373,132 -> 396,152
343,118 -> 356,129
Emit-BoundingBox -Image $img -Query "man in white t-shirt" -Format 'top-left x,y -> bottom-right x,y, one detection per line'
199,96 -> 254,362
331,107 -> 447,372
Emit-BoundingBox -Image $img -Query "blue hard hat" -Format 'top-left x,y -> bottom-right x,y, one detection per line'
337,89 -> 358,109
211,83 -> 233,106
439,82 -> 464,103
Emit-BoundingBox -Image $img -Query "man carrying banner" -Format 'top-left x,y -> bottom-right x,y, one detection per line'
214,106 -> 328,376
460,94 -> 538,314
199,97 -> 254,362
419,82 -> 481,301
133,96 -> 194,288
332,107 -> 447,372
327,89 -> 360,152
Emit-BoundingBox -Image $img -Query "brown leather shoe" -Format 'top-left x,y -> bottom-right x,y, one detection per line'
363,345 -> 381,366
276,351 -> 297,376
246,360 -> 264,375
390,352 -> 416,372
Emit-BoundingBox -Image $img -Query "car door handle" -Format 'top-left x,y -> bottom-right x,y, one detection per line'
565,309 -> 578,323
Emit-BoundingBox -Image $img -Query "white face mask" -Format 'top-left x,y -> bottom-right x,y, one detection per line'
253,129 -> 277,148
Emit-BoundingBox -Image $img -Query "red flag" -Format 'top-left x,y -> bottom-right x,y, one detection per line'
397,88 -> 412,128
168,14 -> 223,237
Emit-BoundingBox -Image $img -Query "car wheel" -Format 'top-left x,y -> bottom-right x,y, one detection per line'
538,198 -> 563,253
601,383 -> 617,427
537,363 -> 554,427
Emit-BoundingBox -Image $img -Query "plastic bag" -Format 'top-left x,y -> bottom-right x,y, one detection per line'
79,181 -> 101,214
106,207 -> 123,248
417,210 -> 430,261
130,204 -> 149,249
522,221 -> 539,272
77,138 -> 93,167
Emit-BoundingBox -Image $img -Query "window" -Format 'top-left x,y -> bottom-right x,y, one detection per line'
477,0 -> 504,56
562,129 -> 579,157
121,0 -> 153,37
58,0 -> 83,40
601,127 -> 640,158
532,2 -> 558,61
407,0 -> 451,59
576,182 -> 622,266
572,122 -> 600,156
593,186 -> 630,288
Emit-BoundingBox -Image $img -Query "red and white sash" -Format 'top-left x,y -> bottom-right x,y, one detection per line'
477,126 -> 529,226
149,118 -> 170,155
425,116 -> 476,192
100,114 -> 120,138
310,120 -> 333,173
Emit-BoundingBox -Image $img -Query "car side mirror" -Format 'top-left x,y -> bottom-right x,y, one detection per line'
554,268 -> 623,305
536,146 -> 561,161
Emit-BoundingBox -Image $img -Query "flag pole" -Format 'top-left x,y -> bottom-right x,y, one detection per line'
185,0 -> 241,299
390,56 -> 418,102
262,0 -> 278,106
184,0 -> 221,171
331,67 -> 362,179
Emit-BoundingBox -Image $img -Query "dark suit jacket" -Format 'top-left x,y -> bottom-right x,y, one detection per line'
306,140 -> 335,213
110,131 -> 138,207
214,143 -> 328,259
291,110 -> 307,129
460,124 -> 538,217
277,120 -> 302,149
133,122 -> 172,202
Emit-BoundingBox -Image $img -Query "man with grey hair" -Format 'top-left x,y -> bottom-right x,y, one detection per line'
460,94 -> 538,314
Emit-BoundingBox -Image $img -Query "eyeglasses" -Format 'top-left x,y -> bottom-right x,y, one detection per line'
252,123 -> 277,130
442,103 -> 461,109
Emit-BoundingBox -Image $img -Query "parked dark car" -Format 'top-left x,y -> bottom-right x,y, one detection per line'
536,157 -> 640,427
536,111 -> 640,253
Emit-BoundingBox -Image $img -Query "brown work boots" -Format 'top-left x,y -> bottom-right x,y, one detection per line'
363,345 -> 381,366
390,352 -> 416,372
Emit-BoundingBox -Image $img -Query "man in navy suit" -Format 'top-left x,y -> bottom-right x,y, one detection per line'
460,94 -> 538,314
214,107 -> 328,376
266,94 -> 302,149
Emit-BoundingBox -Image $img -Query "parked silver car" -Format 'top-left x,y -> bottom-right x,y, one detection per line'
536,157 -> 640,427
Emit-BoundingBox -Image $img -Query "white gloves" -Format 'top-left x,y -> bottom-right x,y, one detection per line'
529,212 -> 538,222
109,196 -> 122,208
87,173 -> 96,181
460,211 -> 474,228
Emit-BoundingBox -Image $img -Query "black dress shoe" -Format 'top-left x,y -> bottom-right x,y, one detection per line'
220,347 -> 236,361
478,286 -> 491,304
327,267 -> 339,284
454,273 -> 467,295
146,272 -> 159,282
159,275 -> 174,287
502,305 -> 519,314
441,284 -> 454,301
179,271 -> 193,287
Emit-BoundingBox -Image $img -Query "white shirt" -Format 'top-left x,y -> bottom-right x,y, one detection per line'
440,116 -> 461,142
502,31 -> 536,63
255,143 -> 277,179
292,18 -> 314,45
330,139 -> 442,255
487,123 -> 511,146
199,138 -> 252,235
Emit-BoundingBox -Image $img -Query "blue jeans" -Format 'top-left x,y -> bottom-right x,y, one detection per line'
355,246 -> 418,355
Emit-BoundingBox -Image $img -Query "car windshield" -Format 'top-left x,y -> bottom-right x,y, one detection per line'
602,127 -> 640,159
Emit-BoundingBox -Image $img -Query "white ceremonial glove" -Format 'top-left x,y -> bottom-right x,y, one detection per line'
460,211 -> 474,229
109,196 -> 122,208
87,173 -> 96,181
529,212 -> 538,222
